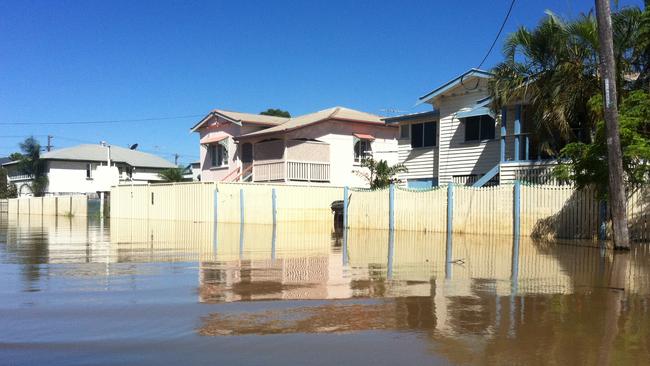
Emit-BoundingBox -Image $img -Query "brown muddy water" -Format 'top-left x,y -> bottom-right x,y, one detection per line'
1,215 -> 649,366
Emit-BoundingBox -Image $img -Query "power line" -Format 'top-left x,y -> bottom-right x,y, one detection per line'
476,0 -> 516,70
0,114 -> 204,126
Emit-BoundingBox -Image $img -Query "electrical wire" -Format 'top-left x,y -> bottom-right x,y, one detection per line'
0,114 -> 204,126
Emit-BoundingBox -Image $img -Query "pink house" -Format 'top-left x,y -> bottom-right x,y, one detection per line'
191,107 -> 398,187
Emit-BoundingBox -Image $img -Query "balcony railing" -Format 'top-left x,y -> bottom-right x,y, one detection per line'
253,160 -> 330,183
8,173 -> 34,181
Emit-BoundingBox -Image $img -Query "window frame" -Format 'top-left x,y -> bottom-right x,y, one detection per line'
409,121 -> 437,148
209,144 -> 228,168
464,115 -> 496,142
399,124 -> 410,139
354,139 -> 372,163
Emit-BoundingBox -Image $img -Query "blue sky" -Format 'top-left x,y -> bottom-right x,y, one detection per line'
0,0 -> 644,165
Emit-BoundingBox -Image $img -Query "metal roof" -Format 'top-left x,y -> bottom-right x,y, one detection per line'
418,68 -> 493,105
40,144 -> 176,168
382,110 -> 439,124
190,109 -> 289,132
236,107 -> 386,139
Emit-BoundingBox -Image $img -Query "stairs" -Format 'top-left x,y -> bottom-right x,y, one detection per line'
472,164 -> 500,187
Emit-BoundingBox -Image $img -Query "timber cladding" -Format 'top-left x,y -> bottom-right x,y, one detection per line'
109,182 -> 650,241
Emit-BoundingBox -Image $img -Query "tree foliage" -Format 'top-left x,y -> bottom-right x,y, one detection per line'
489,7 -> 647,156
158,167 -> 186,182
555,91 -> 650,198
355,157 -> 407,190
14,136 -> 48,196
260,108 -> 291,118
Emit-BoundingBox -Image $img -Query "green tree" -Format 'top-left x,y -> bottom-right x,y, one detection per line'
158,167 -> 186,182
15,136 -> 48,196
555,90 -> 650,198
355,157 -> 407,190
0,167 -> 9,199
489,8 -> 644,155
260,108 -> 291,118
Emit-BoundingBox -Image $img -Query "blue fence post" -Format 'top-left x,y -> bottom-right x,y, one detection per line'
343,186 -> 349,229
212,188 -> 219,254
446,183 -> 454,233
500,107 -> 507,162
599,200 -> 608,241
239,188 -> 245,225
387,229 -> 395,280
513,180 -> 521,238
389,183 -> 395,231
271,188 -> 277,227
514,104 -> 521,161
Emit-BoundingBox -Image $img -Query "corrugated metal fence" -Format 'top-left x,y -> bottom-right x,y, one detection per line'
7,195 -> 88,217
109,182 -> 650,241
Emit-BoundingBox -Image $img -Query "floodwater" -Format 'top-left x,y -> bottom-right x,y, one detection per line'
1,215 -> 649,366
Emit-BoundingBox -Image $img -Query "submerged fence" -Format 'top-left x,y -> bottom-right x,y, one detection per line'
109,181 -> 650,241
7,195 -> 88,217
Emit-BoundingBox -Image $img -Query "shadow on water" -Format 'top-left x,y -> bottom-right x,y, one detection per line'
1,214 -> 650,365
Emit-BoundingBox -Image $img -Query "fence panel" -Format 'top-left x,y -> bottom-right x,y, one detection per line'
394,187 -> 447,232
347,188 -> 390,230
43,196 -> 57,215
453,185 -> 513,235
628,187 -> 650,242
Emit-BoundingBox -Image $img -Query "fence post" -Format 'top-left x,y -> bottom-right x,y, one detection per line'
599,200 -> 608,240
213,188 -> 219,253
343,186 -> 349,229
389,183 -> 395,231
513,180 -> 521,238
446,184 -> 454,233
272,188 -> 277,226
239,188 -> 244,225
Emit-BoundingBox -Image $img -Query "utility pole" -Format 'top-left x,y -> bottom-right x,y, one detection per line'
46,135 -> 53,152
595,0 -> 630,250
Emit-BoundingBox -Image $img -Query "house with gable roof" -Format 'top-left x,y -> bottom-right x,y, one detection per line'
384,69 -> 558,188
191,107 -> 398,187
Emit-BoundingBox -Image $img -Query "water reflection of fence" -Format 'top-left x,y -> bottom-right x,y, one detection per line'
7,195 -> 88,217
110,181 -> 649,240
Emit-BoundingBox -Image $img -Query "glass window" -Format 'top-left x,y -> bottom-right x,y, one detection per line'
86,163 -> 92,179
410,122 -> 436,148
411,123 -> 423,148
354,139 -> 372,163
209,144 -> 228,167
242,143 -> 253,163
465,115 -> 495,141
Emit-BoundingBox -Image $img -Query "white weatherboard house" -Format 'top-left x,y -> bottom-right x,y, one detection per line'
2,144 -> 176,196
384,69 -> 557,188
192,107 -> 398,187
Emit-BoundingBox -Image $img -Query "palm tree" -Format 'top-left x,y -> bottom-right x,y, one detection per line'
16,136 -> 48,196
158,167 -> 185,182
355,157 -> 407,189
489,8 -> 643,156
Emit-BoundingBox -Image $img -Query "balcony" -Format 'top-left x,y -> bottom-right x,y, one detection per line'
250,139 -> 331,183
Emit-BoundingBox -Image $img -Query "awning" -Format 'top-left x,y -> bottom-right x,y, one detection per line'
352,133 -> 375,141
200,133 -> 229,145
457,98 -> 494,119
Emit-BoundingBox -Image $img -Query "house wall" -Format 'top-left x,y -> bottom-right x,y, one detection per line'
198,116 -> 267,182
285,120 -> 397,187
394,116 -> 439,185
434,80 -> 500,184
241,119 -> 398,188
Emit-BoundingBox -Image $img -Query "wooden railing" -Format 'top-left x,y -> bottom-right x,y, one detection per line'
8,173 -> 34,181
252,160 -> 330,182
253,161 -> 285,182
287,161 -> 330,182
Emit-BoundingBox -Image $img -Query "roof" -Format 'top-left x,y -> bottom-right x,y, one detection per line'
382,110 -> 439,124
191,109 -> 289,132
40,144 -> 176,168
237,107 -> 386,139
200,132 -> 229,144
0,157 -> 11,166
456,97 -> 494,118
418,68 -> 493,105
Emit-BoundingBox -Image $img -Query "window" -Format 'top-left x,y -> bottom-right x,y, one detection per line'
410,122 -> 436,148
86,163 -> 92,179
209,144 -> 228,168
399,125 -> 410,139
464,115 -> 495,141
354,139 -> 372,163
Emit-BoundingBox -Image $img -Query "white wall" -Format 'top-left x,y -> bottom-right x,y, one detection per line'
395,117 -> 439,183
434,80 -> 500,184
